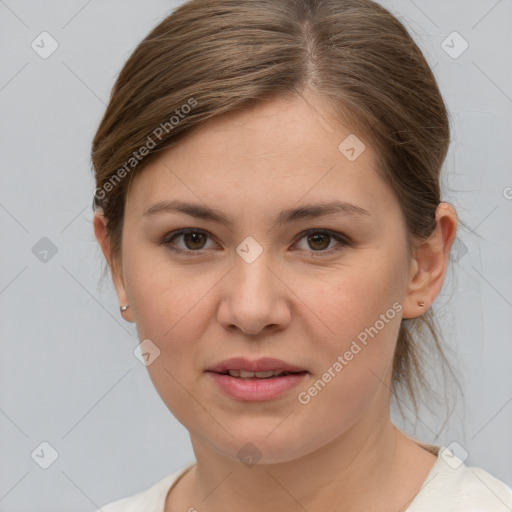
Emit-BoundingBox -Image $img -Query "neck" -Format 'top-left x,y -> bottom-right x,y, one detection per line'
175,411 -> 429,511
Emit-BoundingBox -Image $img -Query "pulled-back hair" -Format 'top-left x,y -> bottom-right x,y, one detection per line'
91,0 -> 460,426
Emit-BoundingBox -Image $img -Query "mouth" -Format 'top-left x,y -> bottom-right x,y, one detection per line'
206,356 -> 307,375
205,357 -> 309,401
210,369 -> 308,379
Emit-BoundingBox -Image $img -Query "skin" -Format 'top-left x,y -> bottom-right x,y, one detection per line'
94,91 -> 458,511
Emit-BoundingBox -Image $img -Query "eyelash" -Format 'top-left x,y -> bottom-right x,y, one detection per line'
160,228 -> 351,257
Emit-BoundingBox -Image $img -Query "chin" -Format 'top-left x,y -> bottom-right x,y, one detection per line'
201,423 -> 316,466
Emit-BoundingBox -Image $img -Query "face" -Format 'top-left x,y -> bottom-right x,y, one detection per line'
107,93 -> 417,463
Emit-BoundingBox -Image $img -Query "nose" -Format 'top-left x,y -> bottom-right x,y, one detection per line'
217,252 -> 291,336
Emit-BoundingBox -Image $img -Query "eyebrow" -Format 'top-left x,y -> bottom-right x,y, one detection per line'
142,199 -> 372,227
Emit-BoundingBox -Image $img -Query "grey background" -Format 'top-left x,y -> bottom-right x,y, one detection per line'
0,0 -> 511,510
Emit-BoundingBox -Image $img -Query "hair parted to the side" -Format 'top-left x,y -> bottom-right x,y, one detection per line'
91,0 -> 462,428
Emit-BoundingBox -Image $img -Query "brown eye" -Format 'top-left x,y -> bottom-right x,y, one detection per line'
182,232 -> 207,250
294,229 -> 349,255
162,228 -> 349,256
163,229 -> 214,254
307,232 -> 331,251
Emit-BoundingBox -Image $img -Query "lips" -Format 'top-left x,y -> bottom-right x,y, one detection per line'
207,363 -> 309,401
224,369 -> 299,379
206,358 -> 308,401
206,356 -> 307,375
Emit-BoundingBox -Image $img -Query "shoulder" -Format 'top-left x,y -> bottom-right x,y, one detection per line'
449,463 -> 512,511
409,447 -> 512,511
95,463 -> 195,512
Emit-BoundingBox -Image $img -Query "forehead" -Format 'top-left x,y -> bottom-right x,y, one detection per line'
171,93 -> 368,169
126,93 -> 399,223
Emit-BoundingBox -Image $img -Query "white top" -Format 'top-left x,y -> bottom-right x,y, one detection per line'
96,445 -> 512,511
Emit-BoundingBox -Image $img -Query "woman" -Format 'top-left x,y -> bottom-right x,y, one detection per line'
91,0 -> 512,510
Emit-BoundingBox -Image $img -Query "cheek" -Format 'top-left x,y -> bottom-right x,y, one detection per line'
293,353 -> 394,455
290,258 -> 403,416
123,252 -> 218,427
293,296 -> 402,452
124,246 -> 214,340
297,252 -> 405,347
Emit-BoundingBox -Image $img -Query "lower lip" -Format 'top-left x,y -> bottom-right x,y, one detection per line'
207,371 -> 308,401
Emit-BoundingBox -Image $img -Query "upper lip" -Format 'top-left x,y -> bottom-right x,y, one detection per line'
207,357 -> 307,373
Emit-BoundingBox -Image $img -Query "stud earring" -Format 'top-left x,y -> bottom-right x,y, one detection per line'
120,304 -> 129,313
417,300 -> 425,307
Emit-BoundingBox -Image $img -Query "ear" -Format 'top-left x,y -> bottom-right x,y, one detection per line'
402,202 -> 458,319
93,210 -> 134,322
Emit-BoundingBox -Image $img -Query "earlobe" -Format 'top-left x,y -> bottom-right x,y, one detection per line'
93,210 -> 134,322
402,203 -> 458,319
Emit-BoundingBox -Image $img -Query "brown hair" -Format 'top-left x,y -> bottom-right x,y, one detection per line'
91,0 -> 461,425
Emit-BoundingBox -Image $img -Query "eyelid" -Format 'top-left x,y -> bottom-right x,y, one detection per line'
290,228 -> 351,255
161,227 -> 351,255
161,228 -> 218,254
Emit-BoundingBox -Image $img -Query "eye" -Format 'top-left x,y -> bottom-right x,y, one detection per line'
162,228 -> 216,254
161,228 -> 350,256
292,229 -> 350,254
